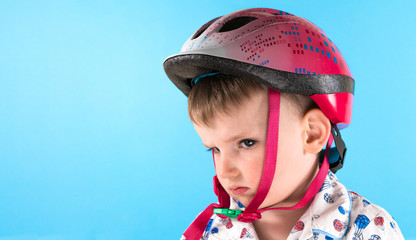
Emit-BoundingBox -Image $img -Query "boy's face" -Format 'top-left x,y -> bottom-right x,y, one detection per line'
193,90 -> 319,209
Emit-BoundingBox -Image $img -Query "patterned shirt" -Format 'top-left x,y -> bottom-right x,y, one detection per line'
181,171 -> 404,240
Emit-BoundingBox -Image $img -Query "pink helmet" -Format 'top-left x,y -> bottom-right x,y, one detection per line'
164,8 -> 354,128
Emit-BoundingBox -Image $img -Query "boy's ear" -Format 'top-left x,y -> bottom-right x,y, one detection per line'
302,109 -> 331,154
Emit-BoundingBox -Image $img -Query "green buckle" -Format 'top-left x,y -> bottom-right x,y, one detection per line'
213,208 -> 243,218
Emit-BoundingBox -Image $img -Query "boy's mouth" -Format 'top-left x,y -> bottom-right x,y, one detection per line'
231,187 -> 249,195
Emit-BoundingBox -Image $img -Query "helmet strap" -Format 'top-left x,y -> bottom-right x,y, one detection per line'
236,88 -> 280,222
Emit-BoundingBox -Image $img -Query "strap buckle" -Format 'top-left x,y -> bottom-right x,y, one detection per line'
213,208 -> 243,218
319,124 -> 347,173
329,123 -> 347,173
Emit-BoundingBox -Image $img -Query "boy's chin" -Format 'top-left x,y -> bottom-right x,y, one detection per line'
232,196 -> 251,209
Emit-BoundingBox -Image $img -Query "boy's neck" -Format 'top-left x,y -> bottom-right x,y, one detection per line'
252,160 -> 319,240
252,202 -> 311,240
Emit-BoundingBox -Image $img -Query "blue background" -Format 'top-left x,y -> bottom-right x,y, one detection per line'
0,0 -> 415,239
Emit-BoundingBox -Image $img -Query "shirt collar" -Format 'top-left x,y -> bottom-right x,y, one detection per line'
296,170 -> 352,240
229,171 -> 353,240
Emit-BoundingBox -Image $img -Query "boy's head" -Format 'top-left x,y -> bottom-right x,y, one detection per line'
188,74 -> 331,208
163,7 -> 354,221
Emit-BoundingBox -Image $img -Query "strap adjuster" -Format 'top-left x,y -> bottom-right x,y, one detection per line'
319,124 -> 347,173
329,123 -> 347,173
213,208 -> 243,218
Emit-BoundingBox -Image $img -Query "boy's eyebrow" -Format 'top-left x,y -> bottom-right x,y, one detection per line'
202,133 -> 251,148
226,130 -> 256,143
226,135 -> 247,143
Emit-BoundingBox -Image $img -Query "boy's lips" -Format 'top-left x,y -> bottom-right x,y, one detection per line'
231,186 -> 249,195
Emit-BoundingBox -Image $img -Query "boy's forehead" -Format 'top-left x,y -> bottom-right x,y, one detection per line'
216,92 -> 297,126
204,90 -> 295,126
221,90 -> 269,120
195,91 -> 269,137
194,90 -> 298,130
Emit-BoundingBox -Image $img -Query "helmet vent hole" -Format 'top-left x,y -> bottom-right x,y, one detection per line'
219,16 -> 258,32
192,26 -> 209,39
191,16 -> 221,40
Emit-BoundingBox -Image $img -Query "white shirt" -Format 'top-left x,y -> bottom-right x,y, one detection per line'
181,171 -> 404,240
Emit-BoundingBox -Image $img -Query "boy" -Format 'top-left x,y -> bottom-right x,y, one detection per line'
163,8 -> 404,240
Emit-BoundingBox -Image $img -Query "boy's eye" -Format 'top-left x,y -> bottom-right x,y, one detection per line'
207,147 -> 220,153
240,139 -> 256,148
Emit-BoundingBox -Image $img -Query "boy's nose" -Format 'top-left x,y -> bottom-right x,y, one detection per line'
216,151 -> 239,179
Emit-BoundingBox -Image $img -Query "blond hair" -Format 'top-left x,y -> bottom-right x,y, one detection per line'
188,74 -> 317,126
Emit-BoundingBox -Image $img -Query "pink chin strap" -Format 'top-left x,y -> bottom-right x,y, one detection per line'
183,89 -> 333,239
